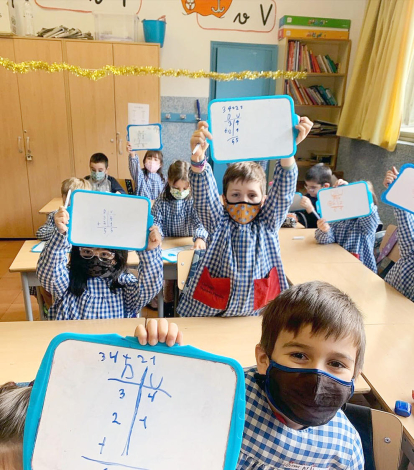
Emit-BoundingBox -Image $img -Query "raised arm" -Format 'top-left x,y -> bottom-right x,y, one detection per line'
189,201 -> 209,242
394,208 -> 414,258
128,151 -> 150,198
35,211 -> 56,241
355,204 -> 380,234
151,198 -> 165,239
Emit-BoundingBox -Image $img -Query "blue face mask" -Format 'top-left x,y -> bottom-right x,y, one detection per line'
91,170 -> 106,182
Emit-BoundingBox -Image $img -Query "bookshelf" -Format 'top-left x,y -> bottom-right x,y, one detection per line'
274,37 -> 351,184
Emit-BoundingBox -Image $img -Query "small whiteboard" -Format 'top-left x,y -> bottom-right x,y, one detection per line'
127,124 -> 163,151
289,192 -> 304,212
23,333 -> 245,470
381,164 -> 414,215
68,190 -> 153,251
316,182 -> 373,223
208,95 -> 299,163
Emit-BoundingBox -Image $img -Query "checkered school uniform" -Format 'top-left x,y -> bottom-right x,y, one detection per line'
385,209 -> 414,302
176,161 -> 297,317
129,155 -> 165,200
37,230 -> 163,320
315,205 -> 380,273
238,368 -> 364,470
151,197 -> 208,241
36,210 -> 58,241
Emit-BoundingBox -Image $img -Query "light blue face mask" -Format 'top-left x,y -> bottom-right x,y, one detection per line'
170,187 -> 190,200
91,170 -> 106,182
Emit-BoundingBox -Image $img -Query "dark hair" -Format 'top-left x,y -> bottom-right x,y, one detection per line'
161,160 -> 191,201
366,181 -> 378,206
260,281 -> 365,377
142,150 -> 165,182
68,247 -> 128,297
90,153 -> 109,169
305,163 -> 332,186
223,162 -> 266,198
0,382 -> 31,443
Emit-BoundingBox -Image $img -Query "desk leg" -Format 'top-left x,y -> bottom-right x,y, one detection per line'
21,273 -> 33,321
158,290 -> 164,318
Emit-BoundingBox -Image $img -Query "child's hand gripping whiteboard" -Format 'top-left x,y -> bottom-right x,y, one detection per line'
208,95 -> 299,163
127,124 -> 163,151
381,164 -> 414,215
316,182 -> 373,223
23,333 -> 245,470
68,190 -> 153,251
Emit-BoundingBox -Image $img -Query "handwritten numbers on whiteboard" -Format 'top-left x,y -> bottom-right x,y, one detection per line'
112,413 -> 121,425
99,352 -> 105,362
119,389 -> 125,399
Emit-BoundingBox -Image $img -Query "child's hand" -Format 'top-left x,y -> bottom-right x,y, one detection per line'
191,121 -> 212,162
193,238 -> 206,250
383,167 -> 398,188
126,141 -> 136,156
295,116 -> 313,145
317,218 -> 330,233
54,206 -> 69,234
147,226 -> 161,250
300,195 -> 314,213
135,318 -> 183,347
333,179 -> 348,187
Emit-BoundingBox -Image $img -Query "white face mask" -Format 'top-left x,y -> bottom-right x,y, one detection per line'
170,187 -> 190,200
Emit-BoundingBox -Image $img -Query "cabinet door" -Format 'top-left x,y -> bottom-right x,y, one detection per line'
113,43 -> 160,179
14,38 -> 73,232
65,41 -> 117,178
0,39 -> 33,237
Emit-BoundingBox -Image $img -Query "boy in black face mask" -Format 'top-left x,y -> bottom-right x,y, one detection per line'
238,280 -> 365,469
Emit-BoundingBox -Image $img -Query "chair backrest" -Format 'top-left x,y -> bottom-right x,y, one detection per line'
371,409 -> 402,470
379,224 -> 400,263
177,250 -> 195,290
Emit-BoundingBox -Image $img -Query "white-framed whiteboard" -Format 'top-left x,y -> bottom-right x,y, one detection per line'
127,124 -> 163,151
316,182 -> 373,223
208,95 -> 299,163
381,164 -> 414,215
68,190 -> 153,251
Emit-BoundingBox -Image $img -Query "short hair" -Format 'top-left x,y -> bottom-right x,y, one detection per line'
260,281 -> 365,377
223,162 -> 266,198
162,160 -> 191,200
90,153 -> 109,168
61,177 -> 91,199
305,163 -> 332,186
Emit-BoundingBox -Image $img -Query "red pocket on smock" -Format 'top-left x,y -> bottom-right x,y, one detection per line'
254,267 -> 281,310
193,267 -> 231,310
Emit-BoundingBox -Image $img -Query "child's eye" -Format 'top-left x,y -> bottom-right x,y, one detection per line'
329,360 -> 346,369
290,352 -> 307,361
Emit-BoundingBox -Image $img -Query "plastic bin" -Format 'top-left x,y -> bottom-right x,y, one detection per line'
94,13 -> 138,42
142,18 -> 166,48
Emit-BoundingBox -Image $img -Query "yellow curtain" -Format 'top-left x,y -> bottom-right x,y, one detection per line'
337,0 -> 414,151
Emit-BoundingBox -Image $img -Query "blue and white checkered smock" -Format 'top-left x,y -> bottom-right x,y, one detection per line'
315,205 -> 380,272
36,210 -> 58,241
151,196 -> 208,241
176,161 -> 297,317
129,155 -> 165,200
237,368 -> 364,470
37,230 -> 163,320
385,208 -> 414,302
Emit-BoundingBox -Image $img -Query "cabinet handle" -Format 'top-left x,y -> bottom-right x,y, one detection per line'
117,132 -> 123,156
18,136 -> 23,153
26,136 -> 33,161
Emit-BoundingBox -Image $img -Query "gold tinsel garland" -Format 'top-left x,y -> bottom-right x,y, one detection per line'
0,57 -> 307,81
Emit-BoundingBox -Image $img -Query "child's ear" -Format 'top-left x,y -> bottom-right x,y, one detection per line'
255,344 -> 270,375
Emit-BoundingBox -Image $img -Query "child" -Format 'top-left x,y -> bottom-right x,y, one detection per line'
315,180 -> 380,272
127,143 -> 165,200
37,206 -> 163,320
85,153 -> 125,194
177,117 -> 313,317
36,177 -> 91,241
383,167 -> 414,301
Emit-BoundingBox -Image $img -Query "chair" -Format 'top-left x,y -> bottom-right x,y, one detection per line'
177,250 -> 195,290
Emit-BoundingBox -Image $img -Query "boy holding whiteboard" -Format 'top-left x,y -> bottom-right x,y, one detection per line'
177,118 -> 312,317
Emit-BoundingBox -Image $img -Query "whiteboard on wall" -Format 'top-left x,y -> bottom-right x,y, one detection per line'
316,182 -> 373,223
208,95 -> 298,163
23,334 -> 245,470
127,124 -> 163,151
381,164 -> 414,215
68,190 -> 153,251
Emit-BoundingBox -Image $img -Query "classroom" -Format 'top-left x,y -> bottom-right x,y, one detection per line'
0,0 -> 414,468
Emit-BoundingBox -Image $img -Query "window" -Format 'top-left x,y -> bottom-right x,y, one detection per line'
400,55 -> 414,143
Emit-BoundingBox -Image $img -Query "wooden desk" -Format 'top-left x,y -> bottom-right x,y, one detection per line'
38,197 -> 62,215
9,237 -> 193,321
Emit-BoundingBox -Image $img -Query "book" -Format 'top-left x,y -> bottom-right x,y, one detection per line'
279,27 -> 349,40
279,15 -> 351,30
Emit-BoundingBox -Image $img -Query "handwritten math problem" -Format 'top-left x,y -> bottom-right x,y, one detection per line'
97,209 -> 117,235
222,104 -> 243,145
128,125 -> 162,152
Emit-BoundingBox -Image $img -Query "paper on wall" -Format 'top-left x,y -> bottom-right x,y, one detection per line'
128,103 -> 149,125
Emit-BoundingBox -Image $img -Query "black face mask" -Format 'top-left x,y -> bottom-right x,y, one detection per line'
86,257 -> 116,278
260,360 -> 354,427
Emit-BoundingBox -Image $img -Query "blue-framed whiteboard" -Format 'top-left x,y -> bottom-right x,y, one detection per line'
68,190 -> 153,251
316,182 -> 373,223
23,333 -> 245,470
127,124 -> 163,152
381,164 -> 414,215
208,95 -> 299,163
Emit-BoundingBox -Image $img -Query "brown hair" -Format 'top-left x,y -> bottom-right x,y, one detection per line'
90,153 -> 108,168
61,177 -> 91,200
366,181 -> 378,206
260,281 -> 365,377
161,160 -> 191,200
143,150 -> 165,182
223,162 -> 266,198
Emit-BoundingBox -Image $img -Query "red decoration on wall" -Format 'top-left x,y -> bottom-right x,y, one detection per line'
181,0 -> 233,18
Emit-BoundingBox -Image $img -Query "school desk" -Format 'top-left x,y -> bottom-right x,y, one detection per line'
38,197 -> 62,215
9,237 -> 193,321
0,316 -> 370,395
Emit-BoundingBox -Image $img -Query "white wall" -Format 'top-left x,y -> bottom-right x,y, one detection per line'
1,0 -> 368,97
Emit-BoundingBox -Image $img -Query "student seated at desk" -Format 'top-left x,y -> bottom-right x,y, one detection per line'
36,207 -> 163,320
85,153 -> 125,194
177,117 -> 313,317
383,167 -> 414,302
315,180 -> 380,273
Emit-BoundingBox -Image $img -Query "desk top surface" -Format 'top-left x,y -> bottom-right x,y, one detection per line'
38,197 -> 62,214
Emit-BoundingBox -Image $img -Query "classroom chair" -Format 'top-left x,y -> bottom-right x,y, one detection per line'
177,250 -> 195,291
376,224 -> 400,278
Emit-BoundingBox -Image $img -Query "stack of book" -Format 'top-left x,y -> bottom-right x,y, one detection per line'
286,80 -> 338,106
278,15 -> 351,40
287,41 -> 339,73
309,120 -> 338,136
